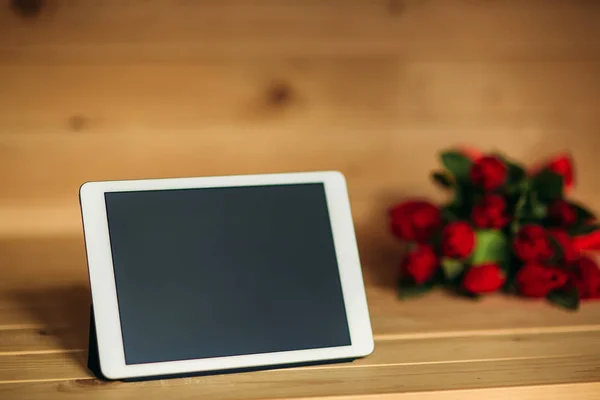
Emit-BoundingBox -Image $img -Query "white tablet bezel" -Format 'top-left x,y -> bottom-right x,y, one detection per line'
80,171 -> 373,380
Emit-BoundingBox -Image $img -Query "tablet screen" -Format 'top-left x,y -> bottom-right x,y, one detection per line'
104,183 -> 351,365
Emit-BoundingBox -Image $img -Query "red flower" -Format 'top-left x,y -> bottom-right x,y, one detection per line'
513,224 -> 554,263
547,154 -> 574,189
442,221 -> 476,259
401,245 -> 439,284
570,256 -> 600,299
472,194 -> 510,229
573,231 -> 600,253
548,200 -> 577,227
549,229 -> 578,265
516,263 -> 568,298
470,156 -> 507,191
390,201 -> 441,242
462,263 -> 505,293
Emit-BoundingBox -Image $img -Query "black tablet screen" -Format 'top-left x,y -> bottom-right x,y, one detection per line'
104,183 -> 351,365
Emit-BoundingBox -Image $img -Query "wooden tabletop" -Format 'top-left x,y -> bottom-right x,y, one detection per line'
1,238 -> 600,399
1,0 -> 600,398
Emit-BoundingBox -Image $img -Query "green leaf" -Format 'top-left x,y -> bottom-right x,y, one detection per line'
471,230 -> 509,269
431,171 -> 454,189
502,253 -> 522,292
514,191 -> 528,219
570,201 -> 596,223
510,221 -> 521,235
532,202 -> 548,219
517,179 -> 531,193
506,182 -> 525,195
532,170 -> 564,202
428,230 -> 443,254
547,287 -> 580,311
514,187 -> 547,223
491,153 -> 526,186
397,280 -> 436,299
568,223 -> 600,237
548,233 -> 565,264
502,275 -> 519,294
441,206 -> 459,223
441,258 -> 464,281
449,182 -> 477,220
506,162 -> 526,185
454,287 -> 482,300
440,152 -> 473,183
524,191 -> 546,220
406,242 -> 418,252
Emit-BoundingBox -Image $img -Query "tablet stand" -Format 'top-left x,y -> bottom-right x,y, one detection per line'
88,305 -> 357,381
87,306 -> 108,380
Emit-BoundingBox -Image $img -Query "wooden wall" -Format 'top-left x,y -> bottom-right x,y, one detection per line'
1,0 -> 600,290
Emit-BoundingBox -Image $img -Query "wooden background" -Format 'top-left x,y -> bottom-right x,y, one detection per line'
1,0 -> 600,399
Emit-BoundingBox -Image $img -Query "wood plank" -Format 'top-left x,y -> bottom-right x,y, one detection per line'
0,351 -> 88,382
0,328 -> 86,353
242,383 -> 600,400
0,61 -> 599,212
1,129 -> 599,237
2,324 -> 600,363
1,0 -> 599,62
0,131 -> 397,205
0,61 -> 401,134
1,61 -> 599,136
367,288 -> 600,335
0,237 -> 90,292
2,385 -> 599,400
0,354 -> 599,398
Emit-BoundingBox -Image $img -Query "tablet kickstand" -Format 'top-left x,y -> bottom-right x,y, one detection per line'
87,306 -> 108,381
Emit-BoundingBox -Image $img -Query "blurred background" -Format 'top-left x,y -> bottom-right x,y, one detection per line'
0,0 -> 599,291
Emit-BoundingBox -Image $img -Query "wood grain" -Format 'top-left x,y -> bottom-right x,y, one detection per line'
1,354 -> 600,398
1,0 -> 600,398
1,60 -> 599,240
2,329 -> 600,378
2,384 -> 599,400
239,383 -> 600,400
1,0 -> 599,62
0,328 -> 85,353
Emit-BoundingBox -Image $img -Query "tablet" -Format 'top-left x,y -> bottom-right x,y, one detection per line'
79,171 -> 373,380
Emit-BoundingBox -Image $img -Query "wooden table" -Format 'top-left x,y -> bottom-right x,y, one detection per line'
1,239 -> 600,399
1,0 -> 600,398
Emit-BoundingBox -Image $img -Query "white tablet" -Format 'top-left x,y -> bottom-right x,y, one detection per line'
79,171 -> 373,380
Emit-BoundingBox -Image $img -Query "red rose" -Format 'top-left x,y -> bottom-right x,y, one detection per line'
462,263 -> 505,293
470,156 -> 507,191
390,201 -> 441,242
401,245 -> 439,284
548,200 -> 577,227
516,263 -> 568,298
573,231 -> 600,253
513,224 -> 554,262
570,256 -> 600,299
549,229 -> 578,264
442,221 -> 476,259
472,194 -> 510,229
547,154 -> 574,189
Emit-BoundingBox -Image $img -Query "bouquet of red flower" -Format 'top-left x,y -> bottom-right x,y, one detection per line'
390,148 -> 600,310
